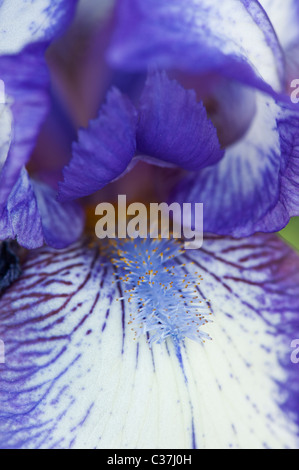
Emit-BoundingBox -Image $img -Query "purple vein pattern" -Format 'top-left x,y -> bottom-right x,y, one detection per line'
0,234 -> 298,449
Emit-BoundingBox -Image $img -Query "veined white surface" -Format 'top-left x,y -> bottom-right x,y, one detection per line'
188,0 -> 282,89
0,236 -> 298,449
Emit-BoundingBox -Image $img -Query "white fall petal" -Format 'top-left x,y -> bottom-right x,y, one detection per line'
0,235 -> 298,449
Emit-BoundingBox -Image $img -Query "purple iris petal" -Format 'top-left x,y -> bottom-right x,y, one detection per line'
0,0 -> 78,202
0,0 -> 78,55
1,169 -> 44,249
0,0 -> 77,206
0,49 -> 49,213
108,0 -> 284,93
0,234 -> 298,449
0,0 -> 78,206
172,94 -> 299,236
32,180 -> 85,249
59,71 -> 223,201
0,169 -> 84,250
253,105 -> 299,232
0,1 -> 83,249
137,71 -> 224,171
59,88 -> 138,201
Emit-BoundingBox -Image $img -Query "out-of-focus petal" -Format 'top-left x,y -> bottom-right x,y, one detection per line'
137,72 -> 224,171
0,0 -> 78,208
58,88 -> 138,201
0,0 -> 78,55
0,169 -> 84,250
0,0 -> 78,202
0,235 -> 298,449
259,0 -> 299,51
0,50 -> 50,213
172,94 -> 299,236
0,1 -> 79,249
108,0 -> 285,93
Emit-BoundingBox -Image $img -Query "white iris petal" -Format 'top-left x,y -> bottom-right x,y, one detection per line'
0,236 -> 298,449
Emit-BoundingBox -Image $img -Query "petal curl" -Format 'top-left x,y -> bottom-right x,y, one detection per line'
172,94 -> 299,236
0,169 -> 84,250
108,0 -> 285,93
0,235 -> 298,449
58,88 -> 138,201
253,105 -> 299,232
137,72 -> 224,171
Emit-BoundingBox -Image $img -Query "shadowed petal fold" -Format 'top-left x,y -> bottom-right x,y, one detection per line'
0,235 -> 298,449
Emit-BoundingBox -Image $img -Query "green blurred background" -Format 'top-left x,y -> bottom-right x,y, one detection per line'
280,217 -> 299,252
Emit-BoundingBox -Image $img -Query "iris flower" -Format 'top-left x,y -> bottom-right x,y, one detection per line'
0,0 -> 299,450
